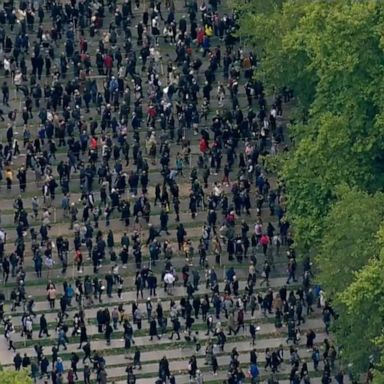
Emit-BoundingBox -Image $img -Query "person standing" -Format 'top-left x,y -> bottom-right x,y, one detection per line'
212,354 -> 219,375
133,347 -> 142,370
57,328 -> 67,351
47,285 -> 57,309
75,249 -> 83,272
149,317 -> 161,341
286,256 -> 297,284
159,356 -> 170,382
188,355 -> 198,380
2,256 -> 9,283
134,306 -> 142,330
249,323 -> 257,346
105,321 -> 113,345
126,365 -> 136,384
38,314 -> 50,337
5,322 -> 16,352
67,369 -> 75,384
5,168 -> 13,189
148,273 -> 157,296
83,363 -> 91,384
70,352 -> 79,380
249,362 -> 260,384
13,352 -> 22,370
82,341 -> 92,364
260,261 -> 271,287
40,355 -> 50,379
169,317 -> 181,340
16,166 -> 27,192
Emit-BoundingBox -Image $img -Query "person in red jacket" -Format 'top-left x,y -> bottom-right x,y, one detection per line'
67,368 -> 75,384
147,104 -> 157,125
199,136 -> 209,154
103,54 -> 113,76
197,27 -> 205,46
89,136 -> 97,151
260,233 -> 270,256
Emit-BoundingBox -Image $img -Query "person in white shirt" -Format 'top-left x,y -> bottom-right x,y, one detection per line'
3,58 -> 11,76
163,272 -> 175,295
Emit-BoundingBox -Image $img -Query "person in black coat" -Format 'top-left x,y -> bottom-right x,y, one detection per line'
82,341 -> 92,364
96,309 -> 105,333
39,313 -> 50,337
185,315 -> 195,335
40,355 -> 50,378
188,355 -> 197,379
250,348 -> 258,365
176,224 -> 186,250
146,224 -> 159,245
169,318 -> 181,340
126,365 -> 136,384
133,346 -> 142,369
78,324 -> 88,349
249,323 -> 256,346
70,352 -> 79,380
159,356 -> 170,382
105,322 -> 113,345
149,318 -> 161,340
13,352 -> 22,370
148,273 -> 157,296
105,272 -> 114,298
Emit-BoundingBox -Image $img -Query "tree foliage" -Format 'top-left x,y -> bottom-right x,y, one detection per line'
237,0 -> 384,249
238,0 -> 384,376
316,193 -> 384,375
316,188 -> 384,297
338,227 -> 384,376
0,370 -> 33,384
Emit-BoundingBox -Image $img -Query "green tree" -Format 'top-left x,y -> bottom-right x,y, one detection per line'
283,1 -> 384,248
338,228 -> 384,376
315,188 -> 384,297
0,370 -> 33,384
238,0 -> 384,377
236,0 -> 316,108
238,0 -> 384,249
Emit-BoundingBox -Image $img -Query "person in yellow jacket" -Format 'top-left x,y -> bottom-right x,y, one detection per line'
5,168 -> 13,190
204,24 -> 213,37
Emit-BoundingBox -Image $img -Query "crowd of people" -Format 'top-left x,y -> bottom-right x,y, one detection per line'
6,262 -> 342,384
0,0 -> 349,383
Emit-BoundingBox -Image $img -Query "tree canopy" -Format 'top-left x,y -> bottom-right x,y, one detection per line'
339,228 -> 384,378
0,370 -> 33,384
315,188 -> 384,297
237,0 -> 384,248
237,0 -> 384,377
